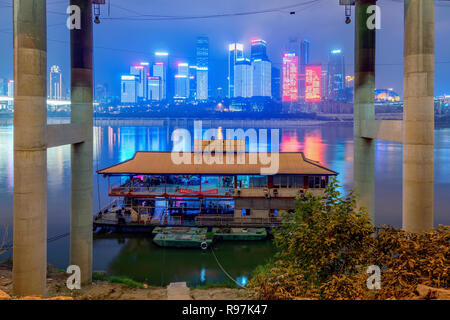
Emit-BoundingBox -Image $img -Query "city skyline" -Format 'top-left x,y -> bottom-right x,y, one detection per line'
1,0 -> 450,99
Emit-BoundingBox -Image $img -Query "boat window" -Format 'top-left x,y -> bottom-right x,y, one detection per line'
273,175 -> 280,188
280,176 -> 288,188
250,175 -> 268,188
309,176 -> 321,189
321,176 -> 327,188
241,209 -> 251,216
295,176 -> 303,188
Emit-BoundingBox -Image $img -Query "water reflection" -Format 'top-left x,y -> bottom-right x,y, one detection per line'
0,122 -> 449,285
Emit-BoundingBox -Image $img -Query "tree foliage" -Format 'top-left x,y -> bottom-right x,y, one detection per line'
249,178 -> 450,300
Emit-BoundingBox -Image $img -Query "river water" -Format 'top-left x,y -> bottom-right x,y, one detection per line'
0,120 -> 449,286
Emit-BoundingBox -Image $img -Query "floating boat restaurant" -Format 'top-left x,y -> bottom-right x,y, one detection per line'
95,148 -> 337,232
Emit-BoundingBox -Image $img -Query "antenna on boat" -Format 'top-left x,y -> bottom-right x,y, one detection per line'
339,0 -> 356,24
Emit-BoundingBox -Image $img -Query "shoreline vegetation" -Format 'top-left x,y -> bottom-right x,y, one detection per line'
248,178 -> 450,300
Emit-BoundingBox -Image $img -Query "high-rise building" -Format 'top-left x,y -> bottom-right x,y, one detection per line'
189,66 -> 197,99
196,36 -> 209,100
49,65 -> 62,100
7,80 -> 13,107
282,53 -> 298,102
140,62 -> 150,100
154,52 -> 169,100
234,58 -> 252,98
175,62 -> 190,99
0,78 -> 6,96
121,75 -> 137,103
250,39 -> 271,97
250,39 -> 268,61
327,49 -> 346,101
148,76 -> 161,101
252,59 -> 271,97
228,43 -> 244,98
271,66 -> 281,101
305,65 -> 322,102
130,65 -> 145,101
299,40 -> 310,100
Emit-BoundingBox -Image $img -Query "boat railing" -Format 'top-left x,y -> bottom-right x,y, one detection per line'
195,215 -> 282,227
109,184 -> 235,197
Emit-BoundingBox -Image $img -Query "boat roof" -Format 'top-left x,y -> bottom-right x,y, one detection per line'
97,151 -> 338,176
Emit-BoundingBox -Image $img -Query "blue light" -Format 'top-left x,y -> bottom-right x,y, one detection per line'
200,268 -> 206,283
236,276 -> 248,287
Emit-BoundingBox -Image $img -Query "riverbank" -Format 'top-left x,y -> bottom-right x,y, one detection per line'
0,265 -> 250,300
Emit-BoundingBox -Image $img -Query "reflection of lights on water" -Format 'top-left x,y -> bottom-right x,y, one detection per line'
236,276 -> 248,287
200,268 -> 206,283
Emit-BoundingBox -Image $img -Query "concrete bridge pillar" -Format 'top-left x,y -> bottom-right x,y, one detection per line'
12,0 -> 47,296
70,0 -> 93,284
354,0 -> 376,219
402,0 -> 435,232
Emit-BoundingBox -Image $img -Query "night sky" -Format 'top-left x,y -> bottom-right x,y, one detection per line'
0,0 -> 450,97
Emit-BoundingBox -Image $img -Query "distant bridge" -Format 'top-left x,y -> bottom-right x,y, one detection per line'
0,96 -> 98,106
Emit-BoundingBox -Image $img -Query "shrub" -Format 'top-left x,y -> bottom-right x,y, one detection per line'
249,178 -> 450,300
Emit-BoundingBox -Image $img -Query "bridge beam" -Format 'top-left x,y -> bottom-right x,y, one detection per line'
12,0 -> 47,296
354,0 -> 376,219
47,124 -> 86,148
360,120 -> 403,143
402,0 -> 435,232
70,0 -> 93,285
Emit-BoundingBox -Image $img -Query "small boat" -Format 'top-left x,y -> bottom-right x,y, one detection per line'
212,227 -> 267,241
153,233 -> 213,249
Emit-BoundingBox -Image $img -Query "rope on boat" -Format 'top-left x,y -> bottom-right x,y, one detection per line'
209,245 -> 245,288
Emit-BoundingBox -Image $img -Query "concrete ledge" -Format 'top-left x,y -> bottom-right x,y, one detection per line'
360,120 -> 403,143
47,124 -> 86,148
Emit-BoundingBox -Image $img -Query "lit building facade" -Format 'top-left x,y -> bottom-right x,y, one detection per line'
252,59 -> 271,97
228,43 -> 244,98
305,65 -> 322,102
282,53 -> 299,102
196,36 -> 209,100
250,39 -> 268,61
49,65 -> 62,100
130,65 -> 145,100
121,75 -> 137,103
175,62 -> 190,99
148,76 -> 161,101
7,80 -> 14,107
234,58 -> 252,98
154,52 -> 169,100
327,49 -> 346,101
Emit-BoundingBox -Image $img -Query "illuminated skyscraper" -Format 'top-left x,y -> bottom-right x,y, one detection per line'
7,80 -> 13,107
252,59 -> 271,97
271,66 -> 281,101
140,62 -> 150,100
175,62 -> 189,99
196,36 -> 209,100
49,65 -> 62,100
250,39 -> 271,97
148,76 -> 161,101
154,52 -> 169,100
189,66 -> 197,99
234,58 -> 252,98
228,43 -> 244,98
282,53 -> 298,102
299,40 -> 310,100
130,65 -> 145,100
121,75 -> 137,103
250,39 -> 268,61
327,49 -> 346,101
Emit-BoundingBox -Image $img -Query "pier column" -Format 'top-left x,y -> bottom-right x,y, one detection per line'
354,0 -> 376,219
402,0 -> 434,232
13,0 -> 47,296
70,0 -> 93,284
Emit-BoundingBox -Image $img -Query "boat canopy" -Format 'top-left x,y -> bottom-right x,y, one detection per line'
97,152 -> 338,176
